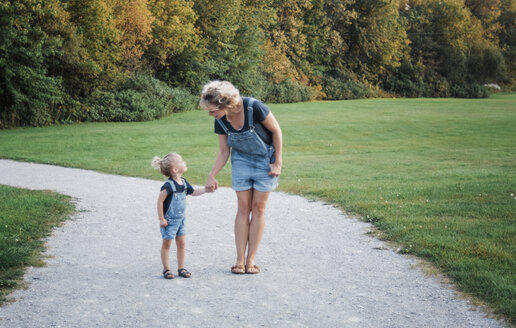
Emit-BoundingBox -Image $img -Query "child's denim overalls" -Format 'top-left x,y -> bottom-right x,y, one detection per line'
216,98 -> 278,192
160,178 -> 187,240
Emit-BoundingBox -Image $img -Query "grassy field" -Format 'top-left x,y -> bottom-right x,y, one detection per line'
0,185 -> 74,304
0,93 -> 515,322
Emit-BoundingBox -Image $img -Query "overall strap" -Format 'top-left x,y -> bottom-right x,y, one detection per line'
181,178 -> 188,194
247,97 -> 256,128
216,118 -> 230,134
165,179 -> 177,193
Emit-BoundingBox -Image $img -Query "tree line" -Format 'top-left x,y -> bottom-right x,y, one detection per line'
0,0 -> 514,127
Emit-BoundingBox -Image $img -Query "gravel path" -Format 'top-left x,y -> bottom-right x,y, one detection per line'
0,159 -> 504,327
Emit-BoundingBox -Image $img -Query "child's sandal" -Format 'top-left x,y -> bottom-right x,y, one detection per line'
178,268 -> 191,278
163,269 -> 175,279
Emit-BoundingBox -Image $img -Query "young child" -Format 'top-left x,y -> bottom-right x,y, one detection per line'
151,152 -> 211,279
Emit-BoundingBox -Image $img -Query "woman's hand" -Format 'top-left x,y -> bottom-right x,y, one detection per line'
206,176 -> 219,191
262,112 -> 282,178
269,162 -> 282,176
159,218 -> 168,227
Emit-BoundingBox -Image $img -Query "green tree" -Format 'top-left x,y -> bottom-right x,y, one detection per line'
465,0 -> 502,43
0,0 -> 65,127
327,0 -> 408,83
193,0 -> 241,80
38,0 -> 94,119
499,0 -> 516,83
65,0 -> 122,94
146,0 -> 205,90
303,0 -> 344,75
405,0 -> 506,92
112,0 -> 154,72
266,0 -> 312,83
194,0 -> 272,95
230,0 -> 275,95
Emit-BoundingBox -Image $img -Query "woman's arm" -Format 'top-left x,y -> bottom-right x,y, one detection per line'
262,112 -> 282,176
206,134 -> 230,191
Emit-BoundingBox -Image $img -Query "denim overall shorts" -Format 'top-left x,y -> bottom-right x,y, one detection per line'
216,98 -> 279,192
160,178 -> 187,240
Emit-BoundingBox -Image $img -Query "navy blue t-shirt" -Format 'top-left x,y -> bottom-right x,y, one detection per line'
214,97 -> 272,143
160,178 -> 194,213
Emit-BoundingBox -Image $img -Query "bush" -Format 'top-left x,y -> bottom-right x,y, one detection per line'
383,60 -> 426,98
0,74 -> 66,128
88,74 -> 197,122
422,74 -> 451,97
467,45 -> 508,84
263,79 -> 316,103
230,71 -> 271,102
321,75 -> 373,100
386,78 -> 425,98
168,87 -> 198,112
52,96 -> 91,124
451,83 -> 490,98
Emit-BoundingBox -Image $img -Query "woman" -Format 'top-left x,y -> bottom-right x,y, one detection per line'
200,80 -> 282,274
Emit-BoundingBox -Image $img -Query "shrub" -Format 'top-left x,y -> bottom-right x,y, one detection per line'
0,73 -> 66,128
168,87 -> 198,112
321,75 -> 373,100
230,71 -> 271,102
88,74 -> 197,122
52,96 -> 91,124
451,83 -> 490,98
263,80 -> 315,103
386,78 -> 425,98
467,45 -> 508,85
383,60 -> 426,98
422,75 -> 451,97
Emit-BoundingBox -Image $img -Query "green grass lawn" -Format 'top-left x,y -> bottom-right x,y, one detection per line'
0,93 -> 515,322
0,185 -> 74,304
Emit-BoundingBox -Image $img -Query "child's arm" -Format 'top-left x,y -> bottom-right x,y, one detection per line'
191,186 -> 211,196
157,189 -> 168,227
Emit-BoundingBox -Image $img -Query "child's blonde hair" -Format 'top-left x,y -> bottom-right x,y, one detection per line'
199,80 -> 241,113
151,152 -> 181,177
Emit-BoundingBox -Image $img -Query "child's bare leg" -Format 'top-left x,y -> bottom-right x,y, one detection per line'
235,190 -> 253,266
176,236 -> 186,269
247,190 -> 270,266
161,239 -> 172,270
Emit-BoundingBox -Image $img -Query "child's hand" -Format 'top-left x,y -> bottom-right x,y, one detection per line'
159,219 -> 168,227
206,186 -> 215,193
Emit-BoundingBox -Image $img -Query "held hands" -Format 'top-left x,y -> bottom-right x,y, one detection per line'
205,176 -> 218,192
269,162 -> 282,176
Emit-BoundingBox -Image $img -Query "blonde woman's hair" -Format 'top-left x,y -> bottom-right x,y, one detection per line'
199,80 -> 241,113
151,152 -> 181,177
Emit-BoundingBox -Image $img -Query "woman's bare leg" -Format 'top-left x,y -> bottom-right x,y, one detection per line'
246,190 -> 270,266
235,190 -> 253,266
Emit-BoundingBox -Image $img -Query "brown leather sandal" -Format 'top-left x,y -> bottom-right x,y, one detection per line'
245,264 -> 260,274
231,264 -> 245,274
